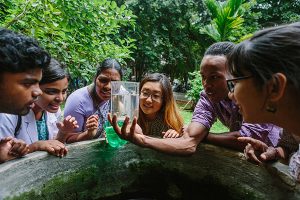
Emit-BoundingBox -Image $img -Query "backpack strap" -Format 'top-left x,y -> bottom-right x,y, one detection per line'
14,115 -> 22,137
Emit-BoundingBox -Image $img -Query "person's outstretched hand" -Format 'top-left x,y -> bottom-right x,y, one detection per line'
85,115 -> 99,138
107,114 -> 144,147
57,115 -> 79,133
238,137 -> 281,164
29,140 -> 68,157
56,115 -> 79,143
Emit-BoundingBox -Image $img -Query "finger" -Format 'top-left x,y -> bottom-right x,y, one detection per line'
107,113 -> 112,124
45,146 -> 56,155
238,137 -> 258,144
238,137 -> 268,152
163,131 -> 171,138
72,120 -> 79,128
121,116 -> 130,138
162,132 -> 169,138
112,114 -> 122,134
19,145 -> 29,156
59,147 -> 68,157
10,139 -> 26,152
0,137 -> 13,144
261,147 -> 277,161
172,133 -> 180,138
245,144 -> 261,164
10,143 -> 29,157
130,117 -> 137,136
65,115 -> 72,121
69,117 -> 76,123
56,122 -> 63,129
10,142 -> 21,153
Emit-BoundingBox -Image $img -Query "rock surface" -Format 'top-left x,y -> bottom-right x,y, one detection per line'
0,139 -> 299,200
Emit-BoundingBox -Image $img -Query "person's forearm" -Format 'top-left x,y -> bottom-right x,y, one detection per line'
142,135 -> 199,156
205,132 -> 245,151
65,131 -> 93,143
28,143 -> 39,153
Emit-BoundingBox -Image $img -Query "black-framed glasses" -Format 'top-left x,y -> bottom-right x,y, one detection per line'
140,90 -> 162,102
226,75 -> 252,93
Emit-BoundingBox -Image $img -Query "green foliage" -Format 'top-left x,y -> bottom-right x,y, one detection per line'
179,109 -> 193,125
179,109 -> 228,133
201,0 -> 253,42
186,70 -> 203,108
250,0 -> 300,27
118,0 -> 210,82
210,120 -> 229,133
0,0 -> 136,83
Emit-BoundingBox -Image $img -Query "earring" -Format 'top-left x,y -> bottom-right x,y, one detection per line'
266,105 -> 277,113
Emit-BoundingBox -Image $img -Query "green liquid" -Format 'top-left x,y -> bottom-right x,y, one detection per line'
105,121 -> 127,148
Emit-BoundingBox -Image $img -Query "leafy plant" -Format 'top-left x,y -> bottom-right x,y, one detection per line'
0,0 -> 136,85
186,70 -> 203,109
201,0 -> 253,42
118,0 -> 209,82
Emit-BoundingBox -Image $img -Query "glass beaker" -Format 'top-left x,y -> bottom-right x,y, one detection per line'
105,81 -> 139,148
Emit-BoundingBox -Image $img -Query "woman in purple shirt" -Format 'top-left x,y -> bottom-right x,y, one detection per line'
63,58 -> 122,143
109,42 -> 282,155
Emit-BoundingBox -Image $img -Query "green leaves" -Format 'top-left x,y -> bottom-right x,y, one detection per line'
201,0 -> 248,42
0,0 -> 136,84
122,0 -> 206,82
186,71 -> 203,108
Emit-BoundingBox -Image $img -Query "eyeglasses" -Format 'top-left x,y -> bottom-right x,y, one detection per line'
140,90 -> 162,102
226,75 -> 252,93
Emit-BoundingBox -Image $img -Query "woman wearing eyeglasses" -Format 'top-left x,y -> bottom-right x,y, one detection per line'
226,22 -> 300,181
109,42 -> 282,155
63,58 -> 122,143
138,73 -> 184,138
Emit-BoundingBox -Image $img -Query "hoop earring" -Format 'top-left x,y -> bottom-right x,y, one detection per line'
266,105 -> 277,113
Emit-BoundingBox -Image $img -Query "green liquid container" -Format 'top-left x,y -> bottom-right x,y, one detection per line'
105,121 -> 127,148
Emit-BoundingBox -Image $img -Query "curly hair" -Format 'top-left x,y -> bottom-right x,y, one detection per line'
0,28 -> 50,74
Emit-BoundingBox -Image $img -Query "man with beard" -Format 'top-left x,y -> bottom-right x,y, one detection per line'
109,42 -> 282,155
0,28 -> 50,163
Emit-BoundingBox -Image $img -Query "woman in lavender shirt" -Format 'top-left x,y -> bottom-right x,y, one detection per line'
63,58 -> 122,143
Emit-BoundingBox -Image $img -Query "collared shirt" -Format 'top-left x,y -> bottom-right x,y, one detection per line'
0,109 -> 60,144
191,91 -> 282,147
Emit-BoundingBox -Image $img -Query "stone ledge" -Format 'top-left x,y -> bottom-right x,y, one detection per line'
0,139 -> 299,200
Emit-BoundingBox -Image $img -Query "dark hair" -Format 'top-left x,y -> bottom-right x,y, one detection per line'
95,58 -> 123,81
0,28 -> 50,74
227,22 -> 300,93
204,42 -> 235,56
138,73 -> 183,134
39,58 -> 68,85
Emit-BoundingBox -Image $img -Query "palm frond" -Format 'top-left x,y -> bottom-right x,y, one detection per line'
200,24 -> 221,42
203,0 -> 221,19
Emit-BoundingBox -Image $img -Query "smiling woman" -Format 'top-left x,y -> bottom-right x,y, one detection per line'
138,73 -> 184,138
62,58 -> 123,143
0,58 -> 78,157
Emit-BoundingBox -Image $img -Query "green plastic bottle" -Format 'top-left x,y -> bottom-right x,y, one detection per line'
104,121 -> 127,148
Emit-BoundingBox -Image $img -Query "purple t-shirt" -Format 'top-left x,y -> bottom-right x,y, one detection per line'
191,91 -> 282,147
63,86 -> 109,135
